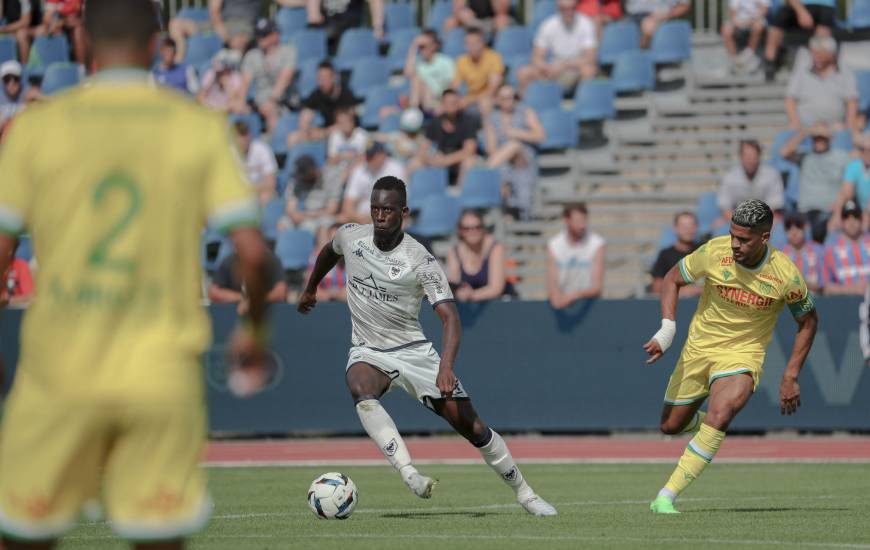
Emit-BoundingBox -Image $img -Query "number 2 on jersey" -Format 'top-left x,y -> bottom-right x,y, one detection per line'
89,173 -> 141,272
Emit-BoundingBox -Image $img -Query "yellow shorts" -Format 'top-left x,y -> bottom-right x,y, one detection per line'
664,346 -> 763,406
0,388 -> 210,542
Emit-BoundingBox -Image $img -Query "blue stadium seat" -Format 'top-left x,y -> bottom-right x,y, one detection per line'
291,29 -> 327,63
695,192 -> 719,234
783,163 -> 801,208
260,199 -> 286,242
523,80 -> 562,113
459,167 -> 502,209
539,108 -> 578,150
611,51 -> 655,93
271,112 -> 300,155
850,0 -> 870,28
442,28 -> 466,58
275,228 -> 315,270
832,130 -> 853,151
769,218 -> 787,250
287,140 -> 327,169
229,113 -> 263,139
349,56 -> 391,100
572,79 -> 616,121
598,20 -> 640,66
650,20 -> 692,64
361,84 -> 401,128
769,129 -> 809,172
504,53 -> 531,86
379,111 -> 402,133
277,7 -> 308,42
856,70 -> 870,113
387,27 -> 420,72
203,231 -> 231,273
408,167 -> 449,210
494,26 -> 532,59
184,33 -> 222,68
411,194 -> 461,237
176,7 -> 209,22
531,0 -> 557,32
29,35 -> 69,68
15,234 -> 32,262
42,62 -> 80,95
385,2 -> 416,32
295,58 -> 321,98
0,36 -> 17,64
334,28 -> 379,71
657,224 -> 676,250
426,1 -> 453,34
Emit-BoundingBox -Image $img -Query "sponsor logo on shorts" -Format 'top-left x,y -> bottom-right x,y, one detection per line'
383,438 -> 398,456
503,467 -> 518,481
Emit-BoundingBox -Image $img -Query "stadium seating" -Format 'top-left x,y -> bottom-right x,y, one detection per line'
271,113 -> 300,156
349,56 -> 391,100
504,53 -> 531,86
611,51 -> 655,93
459,167 -> 502,209
385,2 -> 417,32
386,27 -> 420,72
29,35 -> 69,68
41,63 -> 81,95
573,79 -> 616,121
657,224 -> 676,250
695,192 -> 719,234
531,0 -> 557,32
539,108 -> 578,150
286,140 -> 327,169
524,80 -> 563,114
849,0 -> 870,28
598,20 -> 640,66
408,166 -> 449,211
292,29 -> 328,64
411,194 -> 461,237
261,199 -> 286,243
442,27 -> 466,58
175,7 -> 209,22
650,20 -> 692,64
856,70 -> 870,113
184,33 -> 222,68
360,84 -> 401,128
295,58 -> 322,99
334,29 -> 379,71
378,111 -> 402,133
426,1 -> 453,35
0,36 -> 16,64
275,228 -> 315,270
494,26 -> 532,59
769,129 -> 805,172
277,7 -> 308,42
229,113 -> 263,139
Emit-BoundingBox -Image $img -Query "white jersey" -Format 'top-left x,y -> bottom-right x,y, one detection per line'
333,224 -> 454,350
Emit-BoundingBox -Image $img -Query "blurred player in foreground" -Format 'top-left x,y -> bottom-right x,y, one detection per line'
643,199 -> 818,514
0,0 -> 272,547
299,176 -> 556,516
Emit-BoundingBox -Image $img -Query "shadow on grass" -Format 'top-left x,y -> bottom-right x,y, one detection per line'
380,511 -> 494,519
691,507 -> 850,513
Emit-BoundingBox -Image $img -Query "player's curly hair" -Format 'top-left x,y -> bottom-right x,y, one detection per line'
731,199 -> 773,233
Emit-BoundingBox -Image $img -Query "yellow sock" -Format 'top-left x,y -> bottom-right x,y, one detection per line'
662,423 -> 725,499
678,411 -> 707,434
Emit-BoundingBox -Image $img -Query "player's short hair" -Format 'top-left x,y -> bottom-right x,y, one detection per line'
85,0 -> 160,50
422,28 -> 440,45
562,202 -> 588,217
317,60 -> 335,72
731,199 -> 773,233
673,211 -> 697,225
441,88 -> 458,99
739,139 -> 762,155
162,37 -> 177,50
372,176 -> 407,208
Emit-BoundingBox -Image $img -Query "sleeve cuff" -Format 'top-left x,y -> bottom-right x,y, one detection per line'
208,198 -> 259,235
0,205 -> 25,236
678,258 -> 694,283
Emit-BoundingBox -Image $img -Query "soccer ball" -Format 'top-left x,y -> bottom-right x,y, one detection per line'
307,472 -> 358,519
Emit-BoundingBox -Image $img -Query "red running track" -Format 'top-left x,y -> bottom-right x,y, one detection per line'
205,436 -> 870,465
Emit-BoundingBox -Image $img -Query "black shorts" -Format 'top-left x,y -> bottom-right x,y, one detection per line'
772,4 -> 835,30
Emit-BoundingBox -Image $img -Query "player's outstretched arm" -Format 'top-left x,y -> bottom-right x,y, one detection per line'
298,242 -> 341,314
781,308 -> 818,415
643,264 -> 689,364
434,301 -> 462,397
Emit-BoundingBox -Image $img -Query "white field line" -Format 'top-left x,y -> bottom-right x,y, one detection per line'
204,457 -> 870,467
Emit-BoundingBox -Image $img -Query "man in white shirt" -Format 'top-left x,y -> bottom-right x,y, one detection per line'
341,142 -> 406,224
235,120 -> 278,203
546,202 -> 606,309
718,139 -> 784,220
517,0 -> 597,95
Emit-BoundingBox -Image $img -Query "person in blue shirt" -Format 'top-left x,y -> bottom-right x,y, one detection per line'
151,37 -> 198,94
833,133 -> 870,231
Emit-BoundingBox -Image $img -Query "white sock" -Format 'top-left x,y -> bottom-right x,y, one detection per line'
658,487 -> 676,502
356,399 -> 416,479
477,429 -> 533,501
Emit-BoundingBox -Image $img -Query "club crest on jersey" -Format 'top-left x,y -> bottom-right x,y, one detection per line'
388,265 -> 404,280
503,467 -> 518,481
722,270 -> 732,281
383,438 -> 398,456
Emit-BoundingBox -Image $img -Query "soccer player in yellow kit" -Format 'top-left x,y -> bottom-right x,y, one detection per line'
643,199 -> 818,514
0,0 -> 273,547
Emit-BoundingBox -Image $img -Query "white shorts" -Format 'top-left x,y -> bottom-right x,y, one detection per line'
346,341 -> 469,409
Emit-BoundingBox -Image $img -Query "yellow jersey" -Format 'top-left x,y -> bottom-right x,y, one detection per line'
0,69 -> 258,402
678,235 -> 814,356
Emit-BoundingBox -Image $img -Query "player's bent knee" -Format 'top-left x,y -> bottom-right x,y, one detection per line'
659,420 -> 684,435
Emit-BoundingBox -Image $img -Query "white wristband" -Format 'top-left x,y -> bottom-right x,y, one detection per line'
652,319 -> 676,353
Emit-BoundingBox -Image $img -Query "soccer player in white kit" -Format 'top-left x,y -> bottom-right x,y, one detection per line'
298,176 -> 556,516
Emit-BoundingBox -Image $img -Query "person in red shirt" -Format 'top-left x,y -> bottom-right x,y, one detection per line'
37,0 -> 85,63
2,245 -> 33,306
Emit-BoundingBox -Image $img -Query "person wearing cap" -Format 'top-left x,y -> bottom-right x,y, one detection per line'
197,48 -> 249,113
168,0 -> 265,63
291,60 -> 357,146
718,139 -> 784,221
405,29 -> 455,113
242,17 -> 297,133
341,142 -> 406,224
0,0 -> 42,63
781,122 -> 851,243
386,108 -> 426,173
151,37 -> 198,95
823,200 -> 870,295
782,213 -> 826,293
784,35 -> 859,131
833,133 -> 870,231
763,0 -> 836,82
0,61 -> 24,125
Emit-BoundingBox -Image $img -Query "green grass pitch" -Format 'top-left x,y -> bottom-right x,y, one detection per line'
59,464 -> 870,549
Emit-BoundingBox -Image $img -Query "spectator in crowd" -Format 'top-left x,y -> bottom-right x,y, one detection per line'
307,0 -> 385,51
781,122 -> 851,243
242,17 -> 296,133
404,29 -> 455,112
547,202 -> 605,309
824,200 -> 870,295
169,0 -> 263,63
763,0 -> 836,81
624,0 -> 690,49
341,142 -> 406,224
784,36 -> 858,131
443,0 -> 513,34
307,223 -> 346,302
720,0 -> 768,74
718,140 -> 784,220
834,133 -> 870,230
38,0 -> 84,63
483,84 -> 545,220
650,212 -> 702,296
422,89 -> 480,185
0,0 -> 41,63
2,241 -> 33,306
577,0 -> 623,35
151,37 -> 198,94
452,28 -> 504,114
285,155 -> 341,235
782,213 -> 826,293
208,247 -> 288,307
291,60 -> 357,146
447,210 -> 513,301
235,120 -> 278,204
517,0 -> 597,95
324,106 -> 367,203
0,61 -> 24,125
386,107 -> 426,173
197,48 -> 249,113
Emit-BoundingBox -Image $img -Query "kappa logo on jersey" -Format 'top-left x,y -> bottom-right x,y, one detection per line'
383,438 -> 398,456
426,255 -> 436,264
503,467 -> 518,482
388,265 -> 405,280
353,248 -> 364,258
